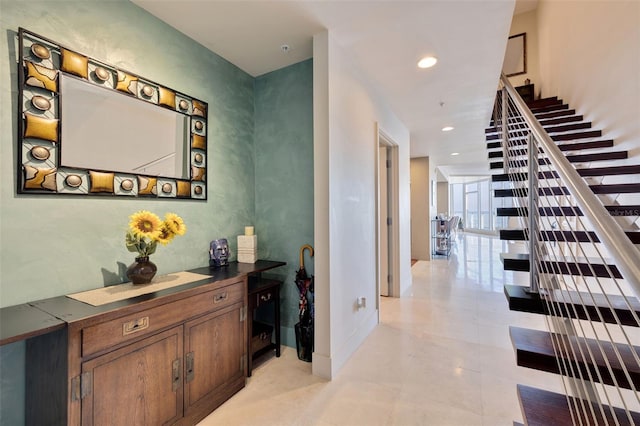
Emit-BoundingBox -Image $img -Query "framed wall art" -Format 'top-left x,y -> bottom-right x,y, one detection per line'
16,27 -> 208,200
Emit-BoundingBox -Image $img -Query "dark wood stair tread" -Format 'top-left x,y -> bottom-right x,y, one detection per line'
545,122 -> 592,134
526,96 -> 560,109
491,165 -> 640,182
491,150 -> 628,168
494,183 -> 640,197
534,108 -> 577,120
529,103 -> 569,114
496,205 -> 640,217
500,252 -> 622,278
487,139 -> 614,153
517,384 -> 640,426
485,113 -> 583,134
486,129 -> 602,142
499,229 -> 640,244
552,129 -> 602,141
504,285 -> 640,327
539,114 -> 584,126
510,326 -> 640,389
489,109 -> 577,127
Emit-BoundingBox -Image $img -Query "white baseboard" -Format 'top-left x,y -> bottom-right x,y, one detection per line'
311,308 -> 378,379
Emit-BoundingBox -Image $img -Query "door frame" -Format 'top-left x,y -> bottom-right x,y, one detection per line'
375,124 -> 400,301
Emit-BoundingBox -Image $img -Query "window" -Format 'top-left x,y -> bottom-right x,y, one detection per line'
450,177 -> 500,233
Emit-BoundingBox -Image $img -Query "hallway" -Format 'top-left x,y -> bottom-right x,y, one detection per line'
199,233 -> 562,425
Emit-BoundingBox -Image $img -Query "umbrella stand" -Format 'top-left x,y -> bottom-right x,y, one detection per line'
295,244 -> 314,362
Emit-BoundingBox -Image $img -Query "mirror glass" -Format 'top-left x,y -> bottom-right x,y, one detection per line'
60,74 -> 190,179
503,33 -> 527,77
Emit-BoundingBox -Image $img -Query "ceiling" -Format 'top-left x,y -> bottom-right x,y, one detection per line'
133,0 -> 535,179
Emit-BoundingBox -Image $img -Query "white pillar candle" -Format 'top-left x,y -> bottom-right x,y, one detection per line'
244,226 -> 254,236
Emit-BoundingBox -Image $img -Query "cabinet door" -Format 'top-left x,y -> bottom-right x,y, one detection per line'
184,302 -> 245,416
81,326 -> 183,426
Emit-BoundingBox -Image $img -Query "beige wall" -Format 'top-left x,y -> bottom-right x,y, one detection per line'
536,0 -> 640,214
507,9 -> 540,96
536,0 -> 639,145
410,157 -> 431,260
436,181 -> 449,217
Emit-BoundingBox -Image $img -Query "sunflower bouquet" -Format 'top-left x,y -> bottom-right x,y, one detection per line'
126,210 -> 187,258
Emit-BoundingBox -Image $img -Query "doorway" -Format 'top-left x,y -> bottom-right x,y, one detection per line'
376,126 -> 400,298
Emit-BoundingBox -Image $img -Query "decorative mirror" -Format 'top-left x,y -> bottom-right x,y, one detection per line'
503,32 -> 527,77
16,28 -> 207,199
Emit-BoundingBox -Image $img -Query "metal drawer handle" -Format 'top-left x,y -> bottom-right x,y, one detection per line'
122,316 -> 149,336
213,292 -> 228,303
260,293 -> 272,302
185,352 -> 195,383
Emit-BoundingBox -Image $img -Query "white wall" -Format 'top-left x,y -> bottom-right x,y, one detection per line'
313,31 -> 412,379
507,9 -> 540,94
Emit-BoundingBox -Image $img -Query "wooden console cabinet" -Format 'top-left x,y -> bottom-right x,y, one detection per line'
17,260 -> 285,425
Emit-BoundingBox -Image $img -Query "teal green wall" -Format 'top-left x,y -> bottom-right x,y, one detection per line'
0,0 -> 257,423
0,2 -> 315,423
0,0 -> 255,305
0,2 -> 314,422
254,60 -> 314,347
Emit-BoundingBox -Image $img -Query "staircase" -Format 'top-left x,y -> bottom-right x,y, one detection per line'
488,75 -> 640,425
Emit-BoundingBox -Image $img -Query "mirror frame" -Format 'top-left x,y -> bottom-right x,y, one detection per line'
16,28 -> 208,200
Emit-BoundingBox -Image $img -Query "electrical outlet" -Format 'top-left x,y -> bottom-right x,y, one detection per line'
357,297 -> 367,309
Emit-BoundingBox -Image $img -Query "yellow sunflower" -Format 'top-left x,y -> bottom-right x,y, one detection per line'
164,213 -> 187,236
129,210 -> 162,239
156,223 -> 176,245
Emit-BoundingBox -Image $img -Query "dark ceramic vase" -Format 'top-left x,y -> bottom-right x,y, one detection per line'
126,256 -> 157,285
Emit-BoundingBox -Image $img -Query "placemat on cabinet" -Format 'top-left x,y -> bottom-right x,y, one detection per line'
67,271 -> 212,306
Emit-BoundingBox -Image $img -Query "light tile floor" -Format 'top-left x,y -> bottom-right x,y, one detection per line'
198,233 -> 563,426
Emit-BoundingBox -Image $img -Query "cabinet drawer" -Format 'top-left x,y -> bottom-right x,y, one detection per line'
82,282 -> 243,357
254,288 -> 276,308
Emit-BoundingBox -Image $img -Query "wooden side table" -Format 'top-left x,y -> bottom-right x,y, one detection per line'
247,278 -> 282,376
516,83 -> 535,103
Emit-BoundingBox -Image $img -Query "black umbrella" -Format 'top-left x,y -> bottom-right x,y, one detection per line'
295,244 -> 314,361
295,244 -> 314,323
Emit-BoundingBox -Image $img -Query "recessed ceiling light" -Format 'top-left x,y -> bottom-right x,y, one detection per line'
451,152 -> 460,156
442,126 -> 454,132
417,56 -> 438,69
